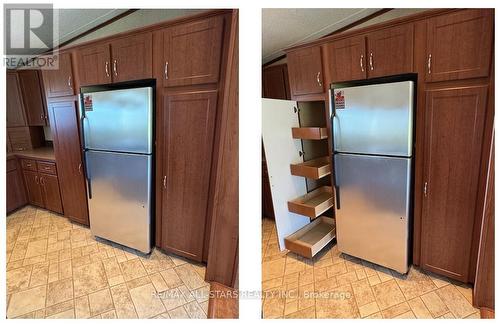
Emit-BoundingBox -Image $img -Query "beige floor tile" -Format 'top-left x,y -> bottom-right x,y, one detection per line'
365,311 -> 383,318
74,295 -> 91,319
108,274 -> 125,287
169,305 -> 190,319
315,284 -> 359,318
359,301 -> 380,317
24,239 -> 48,259
6,265 -> 32,294
126,275 -> 151,290
326,262 -> 347,278
351,278 -> 375,306
88,288 -> 114,316
262,258 -> 286,281
161,287 -> 188,311
372,280 -> 406,310
174,264 -> 206,290
285,306 -> 316,319
420,291 -> 449,317
395,310 -> 416,318
110,283 -> 138,319
381,301 -> 410,318
73,262 -> 108,297
7,285 -> 47,318
129,283 -> 166,318
102,257 -> 122,278
435,284 -> 477,318
262,293 -> 285,319
44,299 -> 74,317
150,272 -> 169,293
394,267 -> 436,300
438,312 -> 455,318
408,297 -> 433,319
192,284 -> 210,304
184,301 -> 206,319
120,258 -> 148,281
46,309 -> 75,319
160,268 -> 183,288
367,275 -> 381,286
46,278 -> 73,307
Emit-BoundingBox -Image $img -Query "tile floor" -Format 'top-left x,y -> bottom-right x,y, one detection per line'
6,206 -> 210,319
262,218 -> 480,319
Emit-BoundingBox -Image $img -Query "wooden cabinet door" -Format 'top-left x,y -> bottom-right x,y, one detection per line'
40,174 -> 63,214
426,9 -> 493,82
111,33 -> 153,83
18,70 -> 47,126
6,72 -> 27,127
23,170 -> 44,207
48,99 -> 89,225
162,16 -> 223,87
324,36 -> 367,82
287,46 -> 324,96
421,85 -> 488,282
262,64 -> 290,100
366,24 -> 414,78
7,159 -> 27,213
42,52 -> 74,97
76,44 -> 112,86
160,91 -> 218,261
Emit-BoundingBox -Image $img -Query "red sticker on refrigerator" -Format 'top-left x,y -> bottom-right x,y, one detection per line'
84,95 -> 93,111
334,90 -> 345,109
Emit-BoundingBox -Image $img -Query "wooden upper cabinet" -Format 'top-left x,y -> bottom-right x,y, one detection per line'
421,85 -> 488,282
160,90 -> 218,261
17,70 -> 47,126
162,16 -> 224,87
324,36 -> 367,83
6,71 -> 27,127
287,46 -> 324,96
366,24 -> 414,78
111,33 -> 153,83
42,52 -> 74,97
262,64 -> 291,100
426,9 -> 493,82
48,99 -> 89,225
76,44 -> 112,86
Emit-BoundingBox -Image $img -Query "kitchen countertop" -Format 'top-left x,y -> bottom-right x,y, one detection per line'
7,146 -> 56,162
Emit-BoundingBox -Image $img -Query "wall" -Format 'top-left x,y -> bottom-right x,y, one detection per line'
67,9 -> 204,46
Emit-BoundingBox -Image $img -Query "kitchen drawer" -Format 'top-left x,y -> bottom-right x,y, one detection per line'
285,216 -> 336,258
37,161 -> 57,175
287,186 -> 333,218
7,159 -> 18,172
21,159 -> 37,171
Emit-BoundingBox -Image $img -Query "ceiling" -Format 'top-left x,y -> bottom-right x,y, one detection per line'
262,8 -> 381,63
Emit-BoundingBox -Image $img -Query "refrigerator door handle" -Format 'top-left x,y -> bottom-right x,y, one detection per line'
333,154 -> 340,210
84,150 -> 92,199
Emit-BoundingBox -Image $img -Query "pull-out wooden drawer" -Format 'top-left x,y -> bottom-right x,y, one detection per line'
285,216 -> 336,258
37,161 -> 57,175
20,159 -> 37,171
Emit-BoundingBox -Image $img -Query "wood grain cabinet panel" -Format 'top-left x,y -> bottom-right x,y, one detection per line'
426,9 -> 493,82
160,91 -> 218,261
7,159 -> 27,213
48,99 -> 89,225
287,46 -> 324,96
23,170 -> 44,207
76,44 -> 112,86
262,64 -> 290,100
421,85 -> 488,282
162,16 -> 224,87
324,36 -> 367,82
6,71 -> 27,127
111,33 -> 153,83
366,24 -> 414,78
17,70 -> 48,126
40,173 -> 63,214
42,52 -> 74,97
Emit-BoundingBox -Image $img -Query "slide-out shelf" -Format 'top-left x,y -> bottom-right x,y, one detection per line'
285,216 -> 336,258
287,186 -> 333,218
290,156 -> 331,179
291,127 -> 328,140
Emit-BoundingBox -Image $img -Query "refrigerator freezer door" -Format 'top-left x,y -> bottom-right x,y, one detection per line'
82,87 -> 153,154
332,81 -> 414,157
86,150 -> 152,253
334,153 -> 411,273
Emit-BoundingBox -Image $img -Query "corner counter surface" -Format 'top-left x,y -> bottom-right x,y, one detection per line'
7,146 -> 56,162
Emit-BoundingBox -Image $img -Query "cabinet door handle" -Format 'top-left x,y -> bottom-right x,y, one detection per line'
360,54 -> 364,72
164,61 -> 169,80
40,113 -> 44,121
67,76 -> 72,88
369,52 -> 374,71
113,59 -> 118,76
40,177 -> 45,185
163,175 -> 167,189
299,151 -> 305,157
78,163 -> 82,174
35,175 -> 39,184
424,182 -> 428,197
316,72 -> 322,87
427,54 -> 432,74
105,61 -> 110,77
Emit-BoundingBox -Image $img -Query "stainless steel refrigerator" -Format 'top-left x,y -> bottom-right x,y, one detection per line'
330,75 -> 415,274
80,80 -> 154,254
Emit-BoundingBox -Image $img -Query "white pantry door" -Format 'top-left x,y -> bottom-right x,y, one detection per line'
262,99 -> 309,250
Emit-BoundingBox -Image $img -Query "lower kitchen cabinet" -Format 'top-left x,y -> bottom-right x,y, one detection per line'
23,170 -> 44,208
159,90 -> 218,261
40,173 -> 63,214
7,158 -> 28,213
48,99 -> 90,225
420,85 -> 488,282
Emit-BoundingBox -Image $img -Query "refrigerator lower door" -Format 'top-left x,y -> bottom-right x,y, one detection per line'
86,150 -> 152,253
334,153 -> 411,273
